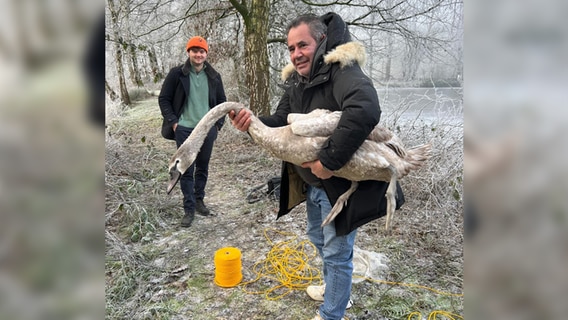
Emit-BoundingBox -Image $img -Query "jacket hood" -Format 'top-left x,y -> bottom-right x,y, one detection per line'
281,41 -> 367,81
320,12 -> 351,52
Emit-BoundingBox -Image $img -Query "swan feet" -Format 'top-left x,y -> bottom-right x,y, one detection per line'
320,168 -> 398,231
384,168 -> 398,231
321,181 -> 359,227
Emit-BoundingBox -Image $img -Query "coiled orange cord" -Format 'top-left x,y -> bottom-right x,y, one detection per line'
240,229 -> 322,300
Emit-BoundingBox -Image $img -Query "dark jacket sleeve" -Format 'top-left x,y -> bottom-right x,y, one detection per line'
259,86 -> 292,127
158,67 -> 181,127
214,74 -> 227,130
318,64 -> 381,171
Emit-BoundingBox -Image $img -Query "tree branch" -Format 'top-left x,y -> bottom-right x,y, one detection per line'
228,0 -> 250,27
299,0 -> 354,6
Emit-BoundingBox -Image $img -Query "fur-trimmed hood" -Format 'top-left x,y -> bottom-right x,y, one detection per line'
281,41 -> 367,81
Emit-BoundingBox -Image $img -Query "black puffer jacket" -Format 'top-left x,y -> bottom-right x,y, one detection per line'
261,12 -> 405,236
158,59 -> 226,140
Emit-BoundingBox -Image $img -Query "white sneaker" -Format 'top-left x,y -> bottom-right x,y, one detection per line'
311,310 -> 347,320
306,284 -> 325,301
306,284 -> 353,309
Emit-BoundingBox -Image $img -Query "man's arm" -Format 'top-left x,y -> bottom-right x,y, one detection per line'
318,66 -> 380,171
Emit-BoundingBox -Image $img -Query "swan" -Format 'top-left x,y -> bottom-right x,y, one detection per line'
167,102 -> 431,230
287,109 -> 407,158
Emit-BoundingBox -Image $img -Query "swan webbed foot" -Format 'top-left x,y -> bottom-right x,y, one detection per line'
322,203 -> 343,228
321,181 -> 359,227
384,167 -> 398,230
167,161 -> 182,195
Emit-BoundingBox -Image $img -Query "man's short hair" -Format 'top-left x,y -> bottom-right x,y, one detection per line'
286,14 -> 327,42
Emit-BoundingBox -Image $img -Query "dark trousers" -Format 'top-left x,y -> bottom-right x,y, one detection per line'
174,125 -> 218,212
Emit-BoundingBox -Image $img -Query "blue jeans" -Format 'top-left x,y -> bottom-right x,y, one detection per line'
174,125 -> 218,212
306,185 -> 356,320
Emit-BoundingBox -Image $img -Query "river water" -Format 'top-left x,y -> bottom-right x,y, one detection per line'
377,87 -> 463,125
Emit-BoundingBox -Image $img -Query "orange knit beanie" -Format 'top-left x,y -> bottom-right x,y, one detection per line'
186,36 -> 208,53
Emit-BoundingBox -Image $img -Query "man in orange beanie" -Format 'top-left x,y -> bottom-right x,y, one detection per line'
186,36 -> 209,53
159,36 -> 226,227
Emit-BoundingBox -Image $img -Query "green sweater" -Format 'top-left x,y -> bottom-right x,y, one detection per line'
178,65 -> 209,128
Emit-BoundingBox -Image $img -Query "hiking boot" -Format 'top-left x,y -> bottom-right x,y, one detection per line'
307,284 -> 353,309
195,199 -> 211,216
181,210 -> 195,227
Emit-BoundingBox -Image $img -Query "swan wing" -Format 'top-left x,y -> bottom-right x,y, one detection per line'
290,110 -> 341,137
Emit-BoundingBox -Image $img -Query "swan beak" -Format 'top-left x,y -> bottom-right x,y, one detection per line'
167,162 -> 181,195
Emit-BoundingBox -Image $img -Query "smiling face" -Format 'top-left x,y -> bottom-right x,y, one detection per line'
188,47 -> 207,69
287,23 -> 319,78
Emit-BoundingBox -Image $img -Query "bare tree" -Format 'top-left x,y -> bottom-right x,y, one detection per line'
128,44 -> 144,87
105,79 -> 119,101
107,0 -> 131,105
228,0 -> 271,115
321,0 -> 462,83
145,46 -> 164,83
